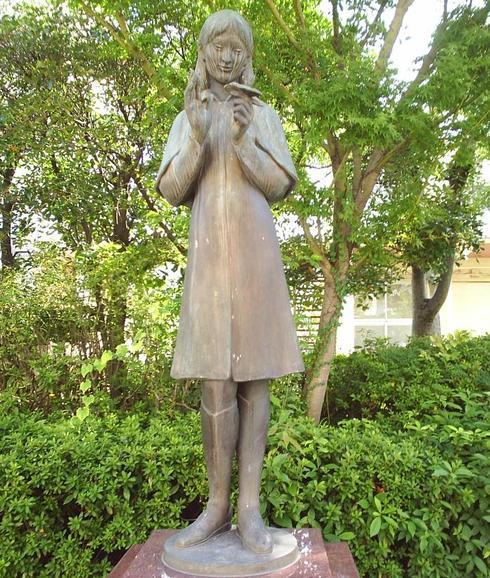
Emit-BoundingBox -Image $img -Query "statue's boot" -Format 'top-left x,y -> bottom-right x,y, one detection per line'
175,380 -> 238,548
237,379 -> 273,554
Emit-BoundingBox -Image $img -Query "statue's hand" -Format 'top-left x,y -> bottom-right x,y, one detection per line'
184,74 -> 211,145
228,88 -> 253,143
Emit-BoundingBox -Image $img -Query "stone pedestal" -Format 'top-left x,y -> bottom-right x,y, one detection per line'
108,529 -> 360,578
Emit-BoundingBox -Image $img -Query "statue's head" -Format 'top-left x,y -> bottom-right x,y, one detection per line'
194,9 -> 255,90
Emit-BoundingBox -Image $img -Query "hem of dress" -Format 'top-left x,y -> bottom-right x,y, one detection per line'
170,363 -> 305,382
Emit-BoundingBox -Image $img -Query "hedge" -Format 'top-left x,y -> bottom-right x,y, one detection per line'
327,333 -> 490,425
1,388 -> 488,577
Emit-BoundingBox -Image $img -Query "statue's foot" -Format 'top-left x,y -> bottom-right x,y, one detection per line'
175,504 -> 232,548
237,507 -> 273,554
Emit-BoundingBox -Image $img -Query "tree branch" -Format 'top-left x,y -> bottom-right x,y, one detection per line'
400,18 -> 447,101
352,147 -> 362,195
330,0 -> 342,55
298,215 -> 333,284
375,0 -> 415,75
264,0 -> 301,51
78,3 -> 170,100
133,175 -> 186,257
354,149 -> 385,214
425,253 -> 454,316
360,0 -> 389,47
293,0 -> 307,32
260,63 -> 298,103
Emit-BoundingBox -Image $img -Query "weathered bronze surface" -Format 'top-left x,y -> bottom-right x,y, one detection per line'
109,529 -> 361,578
156,9 -> 304,563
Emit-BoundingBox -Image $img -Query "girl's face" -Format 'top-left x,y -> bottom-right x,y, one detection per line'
203,31 -> 248,85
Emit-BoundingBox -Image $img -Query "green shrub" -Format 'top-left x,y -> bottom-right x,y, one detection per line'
266,391 -> 489,577
1,390 -> 488,577
327,333 -> 490,425
0,246 -> 183,417
0,410 -> 206,578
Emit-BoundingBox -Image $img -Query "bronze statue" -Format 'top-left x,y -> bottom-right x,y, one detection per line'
156,9 -> 304,556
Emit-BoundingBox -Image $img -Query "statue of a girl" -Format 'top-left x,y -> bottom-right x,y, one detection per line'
156,9 -> 304,555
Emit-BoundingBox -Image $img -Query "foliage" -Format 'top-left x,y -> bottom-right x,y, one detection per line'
0,243 -> 183,416
245,0 -> 490,419
266,390 -> 489,578
327,332 -> 490,425
0,410 -> 205,578
0,377 -> 488,577
2,0 -> 489,420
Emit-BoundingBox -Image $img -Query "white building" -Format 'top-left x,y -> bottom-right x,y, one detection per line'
336,242 -> 490,354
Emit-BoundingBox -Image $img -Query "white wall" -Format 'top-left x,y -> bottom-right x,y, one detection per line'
444,282 -> 490,336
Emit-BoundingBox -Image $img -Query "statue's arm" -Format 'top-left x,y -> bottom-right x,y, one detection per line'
155,112 -> 204,207
233,106 -> 297,204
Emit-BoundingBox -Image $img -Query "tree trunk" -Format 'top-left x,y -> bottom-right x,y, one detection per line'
411,257 -> 453,336
1,199 -> 15,269
305,278 -> 342,423
1,165 -> 17,269
105,195 -> 130,399
412,141 -> 475,337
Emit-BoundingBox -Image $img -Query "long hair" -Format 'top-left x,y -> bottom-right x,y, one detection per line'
189,10 -> 255,93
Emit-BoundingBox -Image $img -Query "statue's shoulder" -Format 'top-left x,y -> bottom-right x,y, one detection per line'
172,109 -> 190,129
253,98 -> 275,115
166,110 -> 191,145
253,100 -> 285,132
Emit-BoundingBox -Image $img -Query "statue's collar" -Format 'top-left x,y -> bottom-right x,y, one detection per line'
200,89 -> 231,104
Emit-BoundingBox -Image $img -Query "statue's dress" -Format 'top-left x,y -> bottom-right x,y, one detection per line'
156,92 -> 304,381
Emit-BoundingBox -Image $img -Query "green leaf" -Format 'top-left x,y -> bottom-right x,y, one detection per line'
338,532 -> 355,541
369,517 -> 382,537
75,406 -> 90,421
81,363 -> 93,378
83,395 -> 95,407
130,341 -> 143,353
406,520 -> 416,538
474,556 -> 486,574
115,343 -> 129,358
80,379 -> 91,394
273,515 -> 292,528
101,350 -> 113,364
94,350 -> 113,372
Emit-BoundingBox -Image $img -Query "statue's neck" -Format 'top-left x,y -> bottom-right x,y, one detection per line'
209,77 -> 229,102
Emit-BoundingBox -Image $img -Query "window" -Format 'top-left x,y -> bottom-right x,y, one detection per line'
354,283 -> 412,347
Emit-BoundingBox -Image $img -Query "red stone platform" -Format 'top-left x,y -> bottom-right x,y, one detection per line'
108,529 -> 360,578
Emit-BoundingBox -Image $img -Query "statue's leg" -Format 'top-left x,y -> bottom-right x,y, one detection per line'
237,379 -> 273,553
175,378 -> 238,548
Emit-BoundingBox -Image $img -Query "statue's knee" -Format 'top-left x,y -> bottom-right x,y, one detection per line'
202,379 -> 237,412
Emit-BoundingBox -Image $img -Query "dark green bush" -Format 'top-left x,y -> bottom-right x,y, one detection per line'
327,332 -> 490,425
0,410 -> 206,578
266,391 -> 489,577
1,389 -> 488,577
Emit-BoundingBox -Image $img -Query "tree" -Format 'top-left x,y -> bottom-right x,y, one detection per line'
1,4 -> 191,398
253,0 -> 490,419
64,0 -> 489,420
0,7 -> 60,269
408,143 -> 486,336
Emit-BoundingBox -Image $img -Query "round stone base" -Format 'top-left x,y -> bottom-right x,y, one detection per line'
162,527 -> 299,577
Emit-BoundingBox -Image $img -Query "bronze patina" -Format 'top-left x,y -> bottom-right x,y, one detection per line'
156,9 -> 304,558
